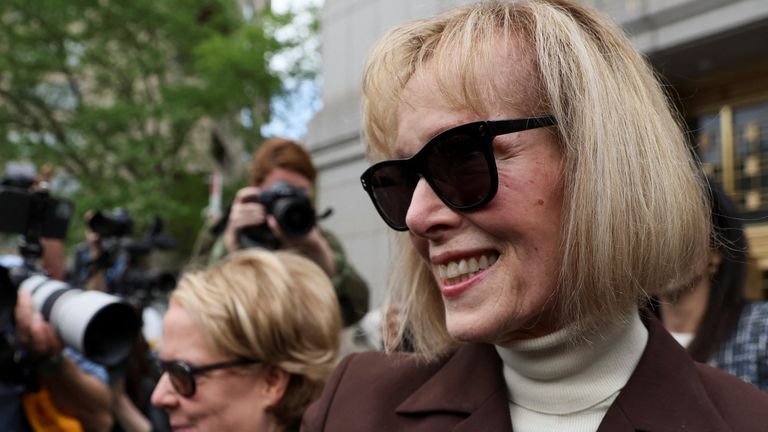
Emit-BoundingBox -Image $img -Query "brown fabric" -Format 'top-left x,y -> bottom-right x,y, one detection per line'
302,314 -> 768,431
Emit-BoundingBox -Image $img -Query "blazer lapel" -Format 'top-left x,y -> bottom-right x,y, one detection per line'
395,343 -> 513,432
451,388 -> 513,432
598,314 -> 731,432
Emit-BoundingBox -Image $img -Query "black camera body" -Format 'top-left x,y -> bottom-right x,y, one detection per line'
111,217 -> 178,305
0,185 -> 73,241
243,181 -> 316,238
88,208 -> 134,238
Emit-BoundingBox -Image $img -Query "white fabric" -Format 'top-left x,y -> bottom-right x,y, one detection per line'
495,309 -> 648,432
670,331 -> 694,349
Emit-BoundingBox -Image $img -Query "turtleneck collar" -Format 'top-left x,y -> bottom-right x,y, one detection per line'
494,309 -> 648,415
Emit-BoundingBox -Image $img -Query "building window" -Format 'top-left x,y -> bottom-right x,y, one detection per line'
693,100 -> 768,218
691,99 -> 768,300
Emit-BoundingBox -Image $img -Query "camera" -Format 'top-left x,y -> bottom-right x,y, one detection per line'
242,181 -> 316,238
0,176 -> 141,368
88,208 -> 134,238
111,217 -> 178,305
0,180 -> 73,242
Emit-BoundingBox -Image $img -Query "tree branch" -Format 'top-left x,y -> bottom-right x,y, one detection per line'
23,91 -> 94,178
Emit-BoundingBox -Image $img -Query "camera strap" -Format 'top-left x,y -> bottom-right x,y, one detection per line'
22,386 -> 83,432
317,207 -> 334,221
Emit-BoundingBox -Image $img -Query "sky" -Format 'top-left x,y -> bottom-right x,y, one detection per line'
261,0 -> 324,141
272,0 -> 319,13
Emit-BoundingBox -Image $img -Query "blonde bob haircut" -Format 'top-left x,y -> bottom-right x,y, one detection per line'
171,249 -> 341,428
362,0 -> 711,358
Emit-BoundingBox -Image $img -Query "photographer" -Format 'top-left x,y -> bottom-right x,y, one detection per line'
70,209 -> 132,293
1,165 -> 114,431
69,210 -> 173,432
8,290 -> 113,432
195,138 -> 370,328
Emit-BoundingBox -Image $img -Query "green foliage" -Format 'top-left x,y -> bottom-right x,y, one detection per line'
0,0 -> 317,261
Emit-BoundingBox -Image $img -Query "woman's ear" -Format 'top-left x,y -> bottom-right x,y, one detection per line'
260,364 -> 290,407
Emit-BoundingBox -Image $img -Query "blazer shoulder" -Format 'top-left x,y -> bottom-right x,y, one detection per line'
695,362 -> 768,431
328,350 -> 449,395
301,351 -> 452,432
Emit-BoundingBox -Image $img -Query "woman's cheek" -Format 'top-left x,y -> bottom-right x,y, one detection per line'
408,233 -> 430,259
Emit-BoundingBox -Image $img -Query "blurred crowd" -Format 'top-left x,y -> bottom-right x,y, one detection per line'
2,137 -> 373,432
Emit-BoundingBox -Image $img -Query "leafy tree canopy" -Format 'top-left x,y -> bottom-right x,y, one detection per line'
0,0 -> 314,260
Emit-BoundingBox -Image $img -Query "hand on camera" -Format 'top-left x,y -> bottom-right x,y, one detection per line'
224,186 -> 268,252
225,186 -> 335,275
14,290 -> 63,360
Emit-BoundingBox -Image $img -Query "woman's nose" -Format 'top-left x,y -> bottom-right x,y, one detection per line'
150,373 -> 179,409
405,178 -> 461,236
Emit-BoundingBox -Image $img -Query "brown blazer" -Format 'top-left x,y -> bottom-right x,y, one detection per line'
302,314 -> 768,431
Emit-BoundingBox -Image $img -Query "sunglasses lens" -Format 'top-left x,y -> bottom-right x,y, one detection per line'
167,363 -> 194,397
368,164 -> 418,229
427,135 -> 492,207
364,125 -> 496,230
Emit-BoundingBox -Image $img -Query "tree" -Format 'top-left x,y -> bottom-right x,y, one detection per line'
0,0 -> 308,257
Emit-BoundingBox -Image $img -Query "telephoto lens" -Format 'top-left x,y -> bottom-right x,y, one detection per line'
19,275 -> 141,366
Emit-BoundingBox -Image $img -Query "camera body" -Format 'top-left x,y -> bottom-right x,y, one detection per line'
0,185 -> 73,241
112,218 -> 178,305
243,181 -> 316,238
88,208 -> 133,238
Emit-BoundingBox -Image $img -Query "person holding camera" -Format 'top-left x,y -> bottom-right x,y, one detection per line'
70,209 -> 134,293
69,210 -> 174,432
0,165 -> 114,431
196,137 -> 370,329
3,290 -> 113,432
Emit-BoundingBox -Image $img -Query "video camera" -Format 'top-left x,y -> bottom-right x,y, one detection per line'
88,208 -> 134,238
111,217 -> 178,305
76,210 -> 177,307
79,208 -> 135,280
0,173 -> 140,369
241,181 -> 316,242
0,171 -> 72,242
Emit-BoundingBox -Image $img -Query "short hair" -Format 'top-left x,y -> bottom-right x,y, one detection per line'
171,249 -> 341,428
248,137 -> 317,186
362,0 -> 711,358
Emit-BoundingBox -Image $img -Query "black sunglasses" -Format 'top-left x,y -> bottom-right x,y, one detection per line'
158,358 -> 261,397
360,116 -> 557,231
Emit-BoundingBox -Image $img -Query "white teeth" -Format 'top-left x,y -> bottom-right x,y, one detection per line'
468,257 -> 478,272
447,261 -> 459,278
436,254 -> 498,284
458,259 -> 468,274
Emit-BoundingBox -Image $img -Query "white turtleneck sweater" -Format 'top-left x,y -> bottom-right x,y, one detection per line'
494,309 -> 648,432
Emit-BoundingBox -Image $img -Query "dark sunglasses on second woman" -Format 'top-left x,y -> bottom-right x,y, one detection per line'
158,357 -> 261,397
360,115 -> 557,231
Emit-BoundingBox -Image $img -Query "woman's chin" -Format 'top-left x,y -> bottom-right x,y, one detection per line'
445,309 -> 559,344
445,316 -> 506,344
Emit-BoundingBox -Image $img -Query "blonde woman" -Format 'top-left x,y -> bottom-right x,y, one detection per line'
302,1 -> 768,431
151,250 -> 341,432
